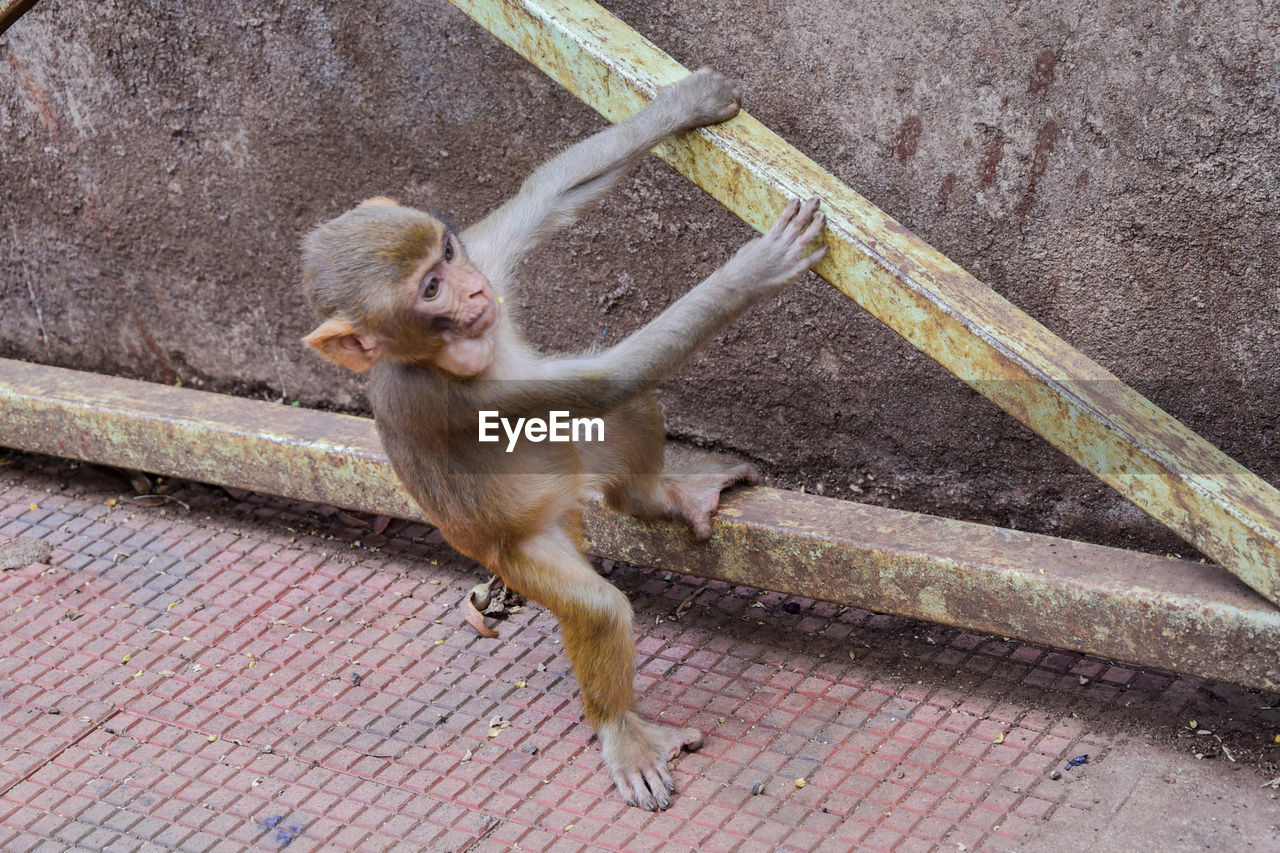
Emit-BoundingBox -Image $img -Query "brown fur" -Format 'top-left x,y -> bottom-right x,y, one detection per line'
299,69 -> 826,810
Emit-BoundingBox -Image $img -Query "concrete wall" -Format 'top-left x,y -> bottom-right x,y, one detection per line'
3,0 -> 1277,554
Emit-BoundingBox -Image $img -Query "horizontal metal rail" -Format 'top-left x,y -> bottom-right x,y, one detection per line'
443,0 -> 1280,608
1,359 -> 1276,691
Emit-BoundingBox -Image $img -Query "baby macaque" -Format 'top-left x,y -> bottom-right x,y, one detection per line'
301,68 -> 825,809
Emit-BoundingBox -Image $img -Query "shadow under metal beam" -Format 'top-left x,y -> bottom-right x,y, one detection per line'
443,0 -> 1280,608
1,358 -> 1276,691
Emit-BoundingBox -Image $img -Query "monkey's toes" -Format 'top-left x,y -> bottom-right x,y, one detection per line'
668,726 -> 704,759
614,763 -> 674,811
617,728 -> 702,809
604,717 -> 703,810
674,465 -> 756,540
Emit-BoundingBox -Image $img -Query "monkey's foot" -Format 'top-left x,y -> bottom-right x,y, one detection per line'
667,463 -> 757,540
599,711 -> 703,810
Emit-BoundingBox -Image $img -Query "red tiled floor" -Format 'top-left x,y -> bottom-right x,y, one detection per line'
0,453 -> 1278,851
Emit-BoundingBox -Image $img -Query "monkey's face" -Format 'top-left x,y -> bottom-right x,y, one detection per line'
302,200 -> 500,378
401,228 -> 499,378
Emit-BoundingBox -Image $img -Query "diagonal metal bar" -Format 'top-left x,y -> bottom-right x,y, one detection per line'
0,0 -> 40,35
445,0 -> 1280,606
1,358 -> 1276,691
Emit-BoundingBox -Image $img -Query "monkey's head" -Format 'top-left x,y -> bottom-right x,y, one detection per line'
300,197 -> 498,378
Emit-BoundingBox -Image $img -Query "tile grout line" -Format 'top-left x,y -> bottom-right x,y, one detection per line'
0,708 -> 121,800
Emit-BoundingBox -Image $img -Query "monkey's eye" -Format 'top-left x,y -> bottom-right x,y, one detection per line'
421,275 -> 441,300
443,235 -> 456,262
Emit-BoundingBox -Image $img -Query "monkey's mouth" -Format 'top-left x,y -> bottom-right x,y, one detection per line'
459,304 -> 495,336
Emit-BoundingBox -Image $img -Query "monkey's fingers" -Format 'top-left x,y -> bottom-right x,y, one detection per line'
799,210 -> 826,242
711,81 -> 743,123
773,197 -> 822,241
767,199 -> 803,237
786,197 -> 823,237
800,243 -> 830,269
798,214 -> 827,255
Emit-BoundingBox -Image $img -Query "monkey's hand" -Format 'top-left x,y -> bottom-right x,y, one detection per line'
723,197 -> 828,297
656,67 -> 742,130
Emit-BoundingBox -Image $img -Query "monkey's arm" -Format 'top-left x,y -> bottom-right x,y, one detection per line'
475,199 -> 825,418
461,69 -> 741,289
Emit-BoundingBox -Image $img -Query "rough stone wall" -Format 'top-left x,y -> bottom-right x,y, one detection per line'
3,0 -> 1277,554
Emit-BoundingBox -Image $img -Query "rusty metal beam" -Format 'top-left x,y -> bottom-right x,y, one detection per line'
0,0 -> 40,36
1,358 -> 1277,691
442,0 -> 1280,608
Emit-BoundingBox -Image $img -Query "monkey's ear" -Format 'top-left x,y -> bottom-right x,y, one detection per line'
303,319 -> 384,373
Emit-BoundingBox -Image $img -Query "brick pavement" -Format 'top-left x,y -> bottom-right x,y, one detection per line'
0,452 -> 1276,852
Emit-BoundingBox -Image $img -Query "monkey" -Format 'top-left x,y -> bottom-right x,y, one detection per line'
299,68 -> 826,810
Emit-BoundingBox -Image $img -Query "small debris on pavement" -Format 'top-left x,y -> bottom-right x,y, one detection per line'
258,816 -> 303,849
130,493 -> 190,510
122,469 -> 152,495
1049,770 -> 1062,780
463,575 -> 527,638
1065,754 -> 1089,770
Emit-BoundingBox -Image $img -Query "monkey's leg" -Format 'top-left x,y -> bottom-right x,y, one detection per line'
593,395 -> 757,540
501,526 -> 702,810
